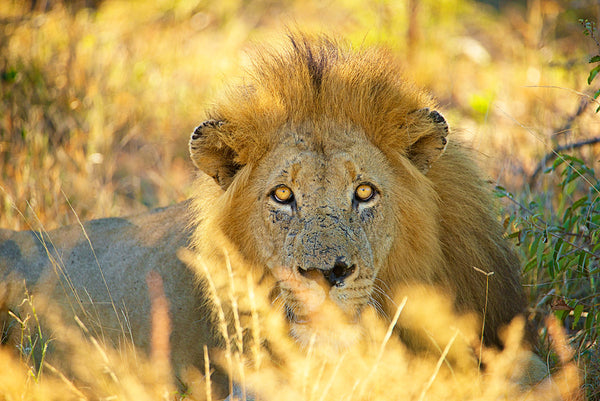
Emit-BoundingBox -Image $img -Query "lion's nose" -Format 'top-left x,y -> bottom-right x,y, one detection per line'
326,259 -> 356,287
298,259 -> 356,287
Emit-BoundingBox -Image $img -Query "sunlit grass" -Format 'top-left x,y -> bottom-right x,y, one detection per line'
1,245 -> 581,401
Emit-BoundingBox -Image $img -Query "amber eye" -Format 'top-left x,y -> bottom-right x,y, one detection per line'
272,185 -> 294,204
355,183 -> 375,202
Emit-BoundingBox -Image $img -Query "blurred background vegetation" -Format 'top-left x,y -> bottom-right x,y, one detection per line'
0,0 -> 599,399
1,0 -> 598,225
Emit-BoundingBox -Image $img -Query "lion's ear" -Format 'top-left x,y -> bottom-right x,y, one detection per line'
405,108 -> 449,173
189,119 -> 241,190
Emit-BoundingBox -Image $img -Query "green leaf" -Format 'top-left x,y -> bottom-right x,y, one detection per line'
565,180 -> 577,196
562,154 -> 585,165
552,238 -> 564,266
562,205 -> 573,222
530,234 -> 540,256
1,68 -> 17,83
494,186 -> 510,199
507,231 -> 521,239
572,304 -> 585,329
554,309 -> 568,322
536,237 -> 546,273
578,252 -> 588,270
551,156 -> 566,170
589,65 -> 600,84
585,310 -> 595,332
524,257 -> 537,274
547,259 -> 555,279
591,55 -> 600,63
571,196 -> 589,211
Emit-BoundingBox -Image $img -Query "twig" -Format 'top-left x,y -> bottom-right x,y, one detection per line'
472,266 -> 494,371
530,135 -> 600,186
552,97 -> 590,140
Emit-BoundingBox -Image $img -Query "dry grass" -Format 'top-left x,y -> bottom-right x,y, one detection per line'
1,0 -> 598,399
0,249 -> 583,401
181,249 -> 575,401
2,0 -> 599,230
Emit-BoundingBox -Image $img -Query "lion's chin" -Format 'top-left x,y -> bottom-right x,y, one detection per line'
289,319 -> 363,354
287,301 -> 364,354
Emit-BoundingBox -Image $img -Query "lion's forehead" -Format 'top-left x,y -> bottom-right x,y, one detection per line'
261,135 -> 392,195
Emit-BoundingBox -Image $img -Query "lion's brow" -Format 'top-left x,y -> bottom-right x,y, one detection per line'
344,160 -> 358,181
289,162 -> 302,183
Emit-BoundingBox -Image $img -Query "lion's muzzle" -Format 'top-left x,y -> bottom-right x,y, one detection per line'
291,209 -> 368,289
297,258 -> 356,287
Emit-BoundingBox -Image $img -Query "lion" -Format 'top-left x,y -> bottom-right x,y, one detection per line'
1,34 -> 548,397
186,34 -> 531,350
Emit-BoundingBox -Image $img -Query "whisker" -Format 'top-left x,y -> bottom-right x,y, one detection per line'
369,284 -> 393,321
372,282 -> 395,310
367,297 -> 388,320
373,278 -> 394,302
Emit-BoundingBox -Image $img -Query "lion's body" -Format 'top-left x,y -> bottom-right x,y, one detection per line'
1,34 -> 544,394
0,203 -> 220,380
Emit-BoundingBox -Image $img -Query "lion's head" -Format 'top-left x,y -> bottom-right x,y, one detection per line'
188,34 -> 527,351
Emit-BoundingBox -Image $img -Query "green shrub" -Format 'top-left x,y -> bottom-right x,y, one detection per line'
496,155 -> 599,398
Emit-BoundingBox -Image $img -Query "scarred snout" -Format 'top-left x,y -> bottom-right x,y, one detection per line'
292,211 -> 365,288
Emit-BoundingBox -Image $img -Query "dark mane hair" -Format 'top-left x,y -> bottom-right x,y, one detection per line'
206,33 -> 436,166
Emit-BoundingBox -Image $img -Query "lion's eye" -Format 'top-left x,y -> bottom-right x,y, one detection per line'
272,185 -> 294,204
355,184 -> 375,202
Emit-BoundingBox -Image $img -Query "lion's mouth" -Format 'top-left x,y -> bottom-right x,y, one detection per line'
273,264 -> 372,330
283,296 -> 364,326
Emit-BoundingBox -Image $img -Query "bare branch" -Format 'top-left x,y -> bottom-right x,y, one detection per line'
529,136 -> 600,186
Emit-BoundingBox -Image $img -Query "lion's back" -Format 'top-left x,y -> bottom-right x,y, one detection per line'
0,202 -> 218,379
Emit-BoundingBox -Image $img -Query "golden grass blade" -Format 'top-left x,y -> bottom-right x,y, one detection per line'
417,329 -> 459,401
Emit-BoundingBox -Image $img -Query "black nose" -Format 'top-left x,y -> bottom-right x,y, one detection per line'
325,260 -> 356,287
299,259 -> 356,287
